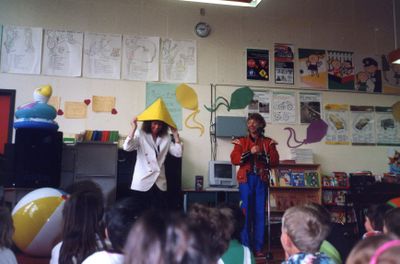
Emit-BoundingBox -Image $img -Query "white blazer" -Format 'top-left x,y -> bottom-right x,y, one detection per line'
123,129 -> 182,191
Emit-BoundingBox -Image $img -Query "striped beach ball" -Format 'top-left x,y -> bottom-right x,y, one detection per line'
12,188 -> 68,256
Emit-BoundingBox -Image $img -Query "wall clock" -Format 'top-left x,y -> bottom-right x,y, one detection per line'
195,22 -> 211,38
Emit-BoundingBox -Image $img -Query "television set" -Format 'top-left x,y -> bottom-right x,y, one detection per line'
208,160 -> 237,188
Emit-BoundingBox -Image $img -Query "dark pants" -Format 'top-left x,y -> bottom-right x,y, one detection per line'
130,184 -> 168,211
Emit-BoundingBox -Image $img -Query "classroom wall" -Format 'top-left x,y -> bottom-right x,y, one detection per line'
0,0 -> 399,189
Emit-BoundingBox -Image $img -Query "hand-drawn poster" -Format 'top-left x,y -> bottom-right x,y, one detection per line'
298,48 -> 327,89
375,106 -> 400,146
146,82 -> 182,130
354,55 -> 382,93
64,102 -> 87,119
324,104 -> 350,145
350,105 -> 375,145
274,43 -> 294,85
160,39 -> 197,83
83,32 -> 122,79
272,92 -> 296,124
42,30 -> 83,77
1,25 -> 42,74
299,92 -> 322,124
122,35 -> 160,81
92,96 -> 116,113
327,50 -> 355,91
247,90 -> 272,122
381,54 -> 400,95
247,49 -> 269,81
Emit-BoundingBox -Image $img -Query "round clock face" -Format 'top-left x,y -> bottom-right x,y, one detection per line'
195,22 -> 211,38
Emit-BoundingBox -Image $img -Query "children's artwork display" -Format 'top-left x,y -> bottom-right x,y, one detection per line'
246,49 -> 269,81
298,48 -> 328,89
381,53 -> 400,94
354,56 -> 383,93
272,92 -> 296,123
274,43 -> 294,85
350,105 -> 375,145
327,50 -> 355,91
388,147 -> 400,174
324,104 -> 350,145
375,106 -> 400,146
299,92 -> 322,124
247,90 -> 272,122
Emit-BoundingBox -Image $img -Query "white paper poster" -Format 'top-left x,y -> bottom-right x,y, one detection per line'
350,105 -> 375,145
299,92 -> 322,124
122,35 -> 160,81
1,25 -> 42,74
324,104 -> 350,145
375,106 -> 400,145
83,32 -> 122,79
247,90 -> 272,123
271,92 -> 296,124
161,38 -> 197,83
42,30 -> 83,77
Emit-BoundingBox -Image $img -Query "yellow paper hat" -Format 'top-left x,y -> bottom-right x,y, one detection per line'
137,98 -> 177,128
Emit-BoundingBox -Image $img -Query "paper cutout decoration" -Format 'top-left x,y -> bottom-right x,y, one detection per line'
176,84 -> 204,136
204,86 -> 254,112
392,101 -> 400,122
137,97 -> 177,129
92,96 -> 116,113
284,119 -> 328,148
84,99 -> 91,105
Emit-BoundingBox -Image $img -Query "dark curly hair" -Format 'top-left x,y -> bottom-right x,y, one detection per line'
247,113 -> 266,134
141,120 -> 169,137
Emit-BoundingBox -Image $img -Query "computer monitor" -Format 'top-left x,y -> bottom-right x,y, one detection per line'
208,160 -> 237,187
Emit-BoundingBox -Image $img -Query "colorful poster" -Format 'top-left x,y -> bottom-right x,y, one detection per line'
299,92 -> 322,124
375,106 -> 400,146
350,105 -> 375,145
272,92 -> 296,124
324,104 -> 350,145
327,50 -> 355,91
246,49 -> 269,81
274,43 -> 294,85
381,54 -> 400,94
388,147 -> 400,174
247,90 -> 272,122
354,56 -> 382,93
298,48 -> 328,89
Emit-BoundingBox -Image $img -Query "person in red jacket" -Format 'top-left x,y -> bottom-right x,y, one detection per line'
230,113 -> 279,257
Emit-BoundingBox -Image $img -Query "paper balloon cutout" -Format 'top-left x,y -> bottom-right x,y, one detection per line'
284,119 -> 328,148
204,86 -> 254,112
176,84 -> 204,136
392,101 -> 400,122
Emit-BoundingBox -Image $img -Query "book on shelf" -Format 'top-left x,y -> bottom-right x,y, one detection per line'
82,130 -> 119,143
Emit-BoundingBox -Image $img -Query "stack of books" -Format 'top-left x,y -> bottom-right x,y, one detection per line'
83,130 -> 119,143
290,148 -> 314,164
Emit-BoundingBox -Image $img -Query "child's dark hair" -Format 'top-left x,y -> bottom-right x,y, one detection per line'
217,202 -> 244,241
384,207 -> 400,237
366,204 -> 393,232
141,120 -> 169,136
0,206 -> 14,249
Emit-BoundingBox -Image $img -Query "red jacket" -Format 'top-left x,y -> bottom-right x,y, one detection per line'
230,135 -> 279,183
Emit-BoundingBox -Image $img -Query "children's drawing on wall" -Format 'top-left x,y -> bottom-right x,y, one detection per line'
380,54 -> 400,94
42,30 -> 83,77
92,96 -> 117,114
350,105 -> 375,145
247,90 -> 272,122
122,35 -> 160,81
324,104 -> 350,145
327,50 -> 355,90
298,48 -> 327,89
388,148 -> 400,174
161,39 -> 197,83
1,25 -> 43,74
272,92 -> 296,123
354,56 -> 382,93
299,92 -> 321,124
375,106 -> 400,145
83,32 -> 122,79
246,49 -> 269,81
274,43 -> 294,84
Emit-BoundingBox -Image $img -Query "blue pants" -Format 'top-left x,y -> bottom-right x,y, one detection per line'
239,173 -> 266,252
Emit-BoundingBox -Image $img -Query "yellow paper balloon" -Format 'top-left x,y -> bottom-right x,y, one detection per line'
393,101 -> 400,122
176,84 -> 198,110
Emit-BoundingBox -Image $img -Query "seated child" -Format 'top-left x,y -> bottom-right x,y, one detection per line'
383,207 -> 400,237
0,206 -> 17,264
363,204 -> 392,239
280,205 -> 335,264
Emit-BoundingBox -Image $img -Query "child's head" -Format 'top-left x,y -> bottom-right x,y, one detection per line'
346,234 -> 400,264
0,206 -> 14,249
365,204 -> 392,232
384,207 -> 400,237
281,205 -> 330,255
217,203 -> 243,241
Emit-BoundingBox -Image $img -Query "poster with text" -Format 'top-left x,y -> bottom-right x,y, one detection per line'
1,25 -> 42,74
274,43 -> 294,84
42,30 -> 83,77
83,32 -> 122,79
381,53 -> 400,95
247,49 -> 269,81
350,105 -> 375,145
272,92 -> 296,124
298,48 -> 327,89
161,39 -> 197,83
247,90 -> 272,122
324,104 -> 350,145
354,55 -> 382,93
299,92 -> 322,124
375,106 -> 400,146
327,50 -> 354,91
